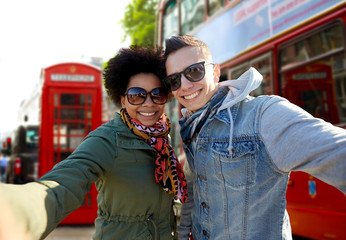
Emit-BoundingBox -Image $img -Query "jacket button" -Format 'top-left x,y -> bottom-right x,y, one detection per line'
198,174 -> 206,180
203,230 -> 209,237
201,202 -> 209,208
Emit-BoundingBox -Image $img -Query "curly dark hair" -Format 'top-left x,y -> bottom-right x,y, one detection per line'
104,45 -> 166,107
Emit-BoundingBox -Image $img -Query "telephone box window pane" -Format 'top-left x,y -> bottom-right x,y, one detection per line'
54,152 -> 58,163
59,136 -> 68,149
58,123 -> 85,135
61,94 -> 77,106
60,152 -> 71,161
54,94 -> 59,106
54,109 -> 58,120
60,94 -> 85,106
54,151 -> 71,163
70,136 -> 84,149
60,109 -> 85,120
54,136 -> 58,148
80,94 -> 86,105
88,94 -> 92,106
87,110 -> 92,120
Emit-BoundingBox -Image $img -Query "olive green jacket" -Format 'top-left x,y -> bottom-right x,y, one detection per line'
1,113 -> 177,240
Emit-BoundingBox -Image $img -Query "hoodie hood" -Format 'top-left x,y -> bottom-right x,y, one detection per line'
218,67 -> 263,114
217,67 -> 263,153
179,67 -> 263,154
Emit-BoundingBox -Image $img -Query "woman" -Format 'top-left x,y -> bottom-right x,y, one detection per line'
0,46 -> 187,240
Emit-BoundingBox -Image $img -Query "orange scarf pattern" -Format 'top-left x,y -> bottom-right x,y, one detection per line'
120,108 -> 188,203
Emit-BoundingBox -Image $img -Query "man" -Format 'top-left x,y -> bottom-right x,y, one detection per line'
163,35 -> 346,239
0,155 -> 8,182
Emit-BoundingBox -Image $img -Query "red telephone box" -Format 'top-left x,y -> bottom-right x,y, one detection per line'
39,62 -> 102,224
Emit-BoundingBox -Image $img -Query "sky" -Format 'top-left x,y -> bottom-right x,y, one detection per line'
0,0 -> 132,135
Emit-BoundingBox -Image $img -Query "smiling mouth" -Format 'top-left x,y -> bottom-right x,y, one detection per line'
184,91 -> 199,100
140,112 -> 155,116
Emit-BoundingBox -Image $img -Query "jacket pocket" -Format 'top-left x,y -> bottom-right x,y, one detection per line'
212,140 -> 256,189
134,228 -> 152,240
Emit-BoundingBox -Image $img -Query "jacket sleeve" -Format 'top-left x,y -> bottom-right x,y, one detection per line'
0,135 -> 116,239
260,96 -> 346,193
178,161 -> 195,240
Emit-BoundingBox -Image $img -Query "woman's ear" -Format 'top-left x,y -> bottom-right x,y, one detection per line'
120,96 -> 126,108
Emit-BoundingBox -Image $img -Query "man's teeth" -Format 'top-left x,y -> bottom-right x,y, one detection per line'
141,112 -> 155,116
184,92 -> 198,100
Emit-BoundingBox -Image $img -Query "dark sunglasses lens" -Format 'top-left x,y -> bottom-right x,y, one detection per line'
150,88 -> 168,104
164,74 -> 181,91
126,87 -> 146,105
185,63 -> 205,82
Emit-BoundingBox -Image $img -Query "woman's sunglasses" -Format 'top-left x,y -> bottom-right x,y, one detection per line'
163,61 -> 214,91
124,87 -> 168,105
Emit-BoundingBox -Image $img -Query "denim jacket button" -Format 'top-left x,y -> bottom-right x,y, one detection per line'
201,202 -> 209,208
203,230 -> 210,237
198,174 -> 206,180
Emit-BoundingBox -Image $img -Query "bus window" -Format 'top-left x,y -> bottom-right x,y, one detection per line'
230,52 -> 273,96
181,0 -> 205,34
208,0 -> 225,17
26,129 -> 39,150
220,68 -> 228,82
163,0 -> 179,41
280,24 -> 344,70
279,22 -> 346,126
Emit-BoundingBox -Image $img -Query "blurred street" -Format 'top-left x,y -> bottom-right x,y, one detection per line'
45,225 -> 95,240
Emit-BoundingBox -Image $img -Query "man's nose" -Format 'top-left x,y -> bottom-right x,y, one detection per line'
180,74 -> 193,90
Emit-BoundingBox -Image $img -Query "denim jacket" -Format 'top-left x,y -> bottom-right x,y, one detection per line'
178,94 -> 346,240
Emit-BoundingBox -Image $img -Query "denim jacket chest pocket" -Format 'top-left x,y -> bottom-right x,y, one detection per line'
211,139 -> 256,189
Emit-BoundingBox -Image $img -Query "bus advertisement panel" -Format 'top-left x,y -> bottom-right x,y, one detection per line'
195,0 -> 345,64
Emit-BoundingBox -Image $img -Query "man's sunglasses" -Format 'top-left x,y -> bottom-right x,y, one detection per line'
124,87 -> 168,105
163,61 -> 214,91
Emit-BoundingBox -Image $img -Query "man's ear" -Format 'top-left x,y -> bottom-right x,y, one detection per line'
213,63 -> 221,83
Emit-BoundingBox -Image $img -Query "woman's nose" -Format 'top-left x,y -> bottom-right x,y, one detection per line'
142,94 -> 155,105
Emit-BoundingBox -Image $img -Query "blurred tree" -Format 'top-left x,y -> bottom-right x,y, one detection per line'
120,0 -> 159,47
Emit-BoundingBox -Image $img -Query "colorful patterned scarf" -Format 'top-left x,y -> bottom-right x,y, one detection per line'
120,108 -> 188,203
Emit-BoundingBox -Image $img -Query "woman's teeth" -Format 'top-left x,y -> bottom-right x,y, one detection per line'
140,112 -> 155,116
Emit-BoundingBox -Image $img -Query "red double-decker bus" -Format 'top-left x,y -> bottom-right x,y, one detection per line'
156,0 -> 346,239
15,62 -> 102,224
